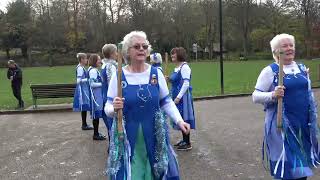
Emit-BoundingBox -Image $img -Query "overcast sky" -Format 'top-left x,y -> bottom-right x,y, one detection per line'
0,0 -> 12,12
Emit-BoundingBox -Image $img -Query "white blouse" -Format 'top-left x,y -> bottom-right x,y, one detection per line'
105,64 -> 183,124
252,61 -> 302,104
175,63 -> 191,99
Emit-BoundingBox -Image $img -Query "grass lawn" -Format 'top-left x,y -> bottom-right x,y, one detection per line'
1,60 -> 320,110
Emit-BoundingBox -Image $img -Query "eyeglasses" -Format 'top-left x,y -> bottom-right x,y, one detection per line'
131,44 -> 148,50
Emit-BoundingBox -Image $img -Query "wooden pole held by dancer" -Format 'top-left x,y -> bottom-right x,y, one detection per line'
277,51 -> 284,129
117,43 -> 124,138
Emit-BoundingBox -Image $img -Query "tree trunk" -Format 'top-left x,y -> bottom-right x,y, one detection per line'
303,0 -> 312,59
242,0 -> 250,58
6,48 -> 10,59
73,0 -> 79,50
208,22 -> 213,59
27,47 -> 32,66
21,46 -> 28,66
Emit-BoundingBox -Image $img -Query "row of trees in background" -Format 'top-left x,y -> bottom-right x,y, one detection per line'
0,0 -> 319,65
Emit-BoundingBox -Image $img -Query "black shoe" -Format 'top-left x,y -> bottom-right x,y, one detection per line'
177,142 -> 192,151
82,125 -> 94,130
174,140 -> 185,147
93,133 -> 106,141
20,101 -> 24,109
19,105 -> 24,110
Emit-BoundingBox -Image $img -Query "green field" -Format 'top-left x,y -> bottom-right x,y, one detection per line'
1,60 -> 320,110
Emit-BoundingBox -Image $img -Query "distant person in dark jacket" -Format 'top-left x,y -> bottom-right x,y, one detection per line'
7,60 -> 24,109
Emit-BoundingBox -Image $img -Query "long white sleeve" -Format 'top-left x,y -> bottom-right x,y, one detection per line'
177,80 -> 189,99
157,70 -> 183,124
161,101 -> 183,124
109,65 -> 117,84
105,72 -> 118,117
76,78 -> 88,84
176,63 -> 191,99
76,66 -> 88,84
89,68 -> 102,88
252,66 -> 275,104
104,102 -> 115,117
252,90 -> 274,104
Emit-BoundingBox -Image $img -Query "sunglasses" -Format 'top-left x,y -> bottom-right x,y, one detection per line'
131,44 -> 148,50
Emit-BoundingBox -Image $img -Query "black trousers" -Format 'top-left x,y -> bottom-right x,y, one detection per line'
11,83 -> 23,107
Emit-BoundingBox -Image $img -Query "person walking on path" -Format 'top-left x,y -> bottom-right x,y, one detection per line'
7,60 -> 24,109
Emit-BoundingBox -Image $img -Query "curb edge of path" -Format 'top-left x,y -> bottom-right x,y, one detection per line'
1,86 -> 320,115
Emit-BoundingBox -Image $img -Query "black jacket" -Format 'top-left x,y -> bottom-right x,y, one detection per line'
7,65 -> 23,86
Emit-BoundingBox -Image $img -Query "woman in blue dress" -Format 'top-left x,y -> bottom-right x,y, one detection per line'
101,44 -> 118,141
169,47 -> 195,151
252,33 -> 320,180
104,31 -> 190,180
88,54 -> 106,141
73,53 -> 93,130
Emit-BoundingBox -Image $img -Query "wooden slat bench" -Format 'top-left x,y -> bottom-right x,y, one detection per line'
30,83 -> 76,109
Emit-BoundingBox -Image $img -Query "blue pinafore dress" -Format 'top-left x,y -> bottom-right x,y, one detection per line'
262,62 -> 320,179
88,67 -> 103,120
169,63 -> 195,129
152,63 -> 162,72
73,65 -> 91,111
102,63 -> 115,131
106,67 -> 180,180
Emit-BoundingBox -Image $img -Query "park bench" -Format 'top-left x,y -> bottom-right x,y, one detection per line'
30,83 -> 76,109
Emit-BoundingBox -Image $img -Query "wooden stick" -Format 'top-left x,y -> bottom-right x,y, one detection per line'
277,51 -> 284,129
117,43 -> 123,137
165,52 -> 169,76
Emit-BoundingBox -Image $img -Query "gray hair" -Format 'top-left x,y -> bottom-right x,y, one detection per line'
270,33 -> 295,61
121,31 -> 152,62
8,60 -> 15,65
102,44 -> 117,58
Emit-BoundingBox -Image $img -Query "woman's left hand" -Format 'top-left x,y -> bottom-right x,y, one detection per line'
178,121 -> 190,135
174,97 -> 180,104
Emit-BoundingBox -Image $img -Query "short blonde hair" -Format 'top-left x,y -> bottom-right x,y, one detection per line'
270,33 -> 295,61
121,31 -> 152,62
102,44 -> 117,59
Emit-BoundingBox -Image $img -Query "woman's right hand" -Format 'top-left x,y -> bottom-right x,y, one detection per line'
272,86 -> 285,99
113,97 -> 124,110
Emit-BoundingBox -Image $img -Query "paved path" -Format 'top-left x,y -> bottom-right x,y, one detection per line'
1,90 -> 320,180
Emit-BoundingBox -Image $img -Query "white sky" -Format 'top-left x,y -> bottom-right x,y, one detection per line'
0,0 -> 12,12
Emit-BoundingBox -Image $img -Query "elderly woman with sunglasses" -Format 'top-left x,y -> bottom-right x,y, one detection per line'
252,33 -> 320,180
104,31 -> 190,180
